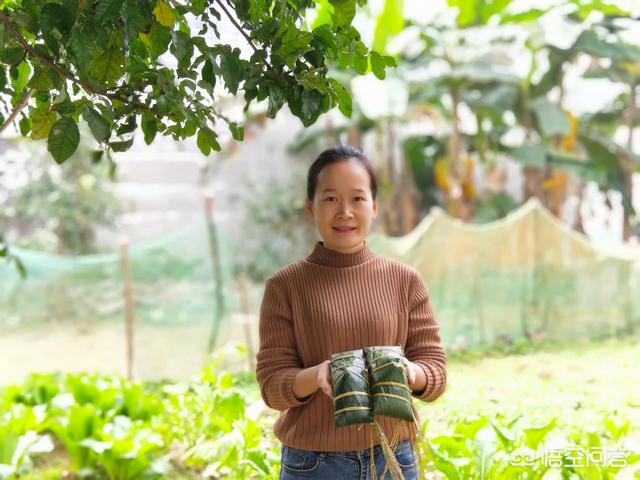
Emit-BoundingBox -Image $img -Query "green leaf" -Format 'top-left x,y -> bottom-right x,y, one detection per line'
448,0 -> 477,27
121,1 -> 148,39
338,51 -> 351,69
499,9 -> 546,25
30,109 -> 57,140
312,24 -> 337,56
530,97 -> 569,137
330,78 -> 352,117
329,0 -> 356,27
372,0 -> 404,53
69,29 -> 94,72
91,149 -> 105,163
48,117 -> 80,163
383,55 -> 397,67
40,3 -> 73,36
312,0 -> 334,28
523,419 -> 556,450
197,127 -> 220,155
0,46 -> 25,65
370,51 -> 386,80
448,0 -> 512,27
510,144 -> 546,168
141,113 -> 157,144
201,59 -> 215,88
11,62 -> 31,94
267,84 -> 284,118
110,137 -> 134,152
145,23 -> 172,57
219,48 -> 244,95
153,0 -> 176,28
116,115 -> 137,135
95,0 -> 123,24
82,107 -> 111,142
301,89 -> 323,126
573,29 -> 640,64
353,52 -> 368,75
90,48 -> 125,85
28,67 -> 54,90
19,114 -> 31,136
229,122 -> 244,141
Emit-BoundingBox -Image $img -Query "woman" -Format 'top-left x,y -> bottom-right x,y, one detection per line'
255,145 -> 447,479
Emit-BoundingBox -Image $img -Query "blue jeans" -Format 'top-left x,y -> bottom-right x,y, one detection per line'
279,439 -> 419,479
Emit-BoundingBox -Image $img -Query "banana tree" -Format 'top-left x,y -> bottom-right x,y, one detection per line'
511,15 -> 640,239
572,20 -> 640,240
403,11 -> 534,222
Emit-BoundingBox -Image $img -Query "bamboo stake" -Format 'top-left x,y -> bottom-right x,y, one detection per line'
237,272 -> 255,371
204,192 -> 225,354
119,236 -> 135,380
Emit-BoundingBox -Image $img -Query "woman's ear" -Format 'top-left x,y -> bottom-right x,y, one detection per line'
305,198 -> 314,219
372,199 -> 378,219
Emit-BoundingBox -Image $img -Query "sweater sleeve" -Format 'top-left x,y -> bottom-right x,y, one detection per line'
405,270 -> 447,403
255,277 -> 318,411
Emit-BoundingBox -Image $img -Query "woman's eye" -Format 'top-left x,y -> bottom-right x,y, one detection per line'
325,197 -> 336,201
355,197 -> 365,201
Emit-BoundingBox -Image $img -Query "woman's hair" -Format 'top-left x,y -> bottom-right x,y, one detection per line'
306,145 -> 378,201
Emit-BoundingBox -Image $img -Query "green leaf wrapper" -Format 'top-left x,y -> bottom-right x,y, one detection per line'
364,346 -> 414,422
330,349 -> 372,427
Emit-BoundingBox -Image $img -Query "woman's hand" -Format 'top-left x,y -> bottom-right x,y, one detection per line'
402,357 -> 426,393
316,360 -> 333,398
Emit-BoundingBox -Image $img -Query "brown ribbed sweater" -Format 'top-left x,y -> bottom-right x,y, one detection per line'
255,239 -> 447,452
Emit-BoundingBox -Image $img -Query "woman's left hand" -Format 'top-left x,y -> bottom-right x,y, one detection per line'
401,358 -> 422,390
402,357 -> 426,392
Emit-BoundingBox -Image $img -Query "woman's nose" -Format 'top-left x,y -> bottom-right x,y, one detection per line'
337,206 -> 353,218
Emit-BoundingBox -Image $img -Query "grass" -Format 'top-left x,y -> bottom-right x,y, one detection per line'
422,334 -> 640,440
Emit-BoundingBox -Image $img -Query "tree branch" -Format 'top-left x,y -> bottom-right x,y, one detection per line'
0,88 -> 34,134
213,0 -> 259,53
213,0 -> 272,69
0,9 -> 162,118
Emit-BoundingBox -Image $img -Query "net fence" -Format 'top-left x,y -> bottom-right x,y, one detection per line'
1,198 -> 639,382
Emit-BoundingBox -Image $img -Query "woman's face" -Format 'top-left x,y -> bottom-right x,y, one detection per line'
305,158 -> 378,254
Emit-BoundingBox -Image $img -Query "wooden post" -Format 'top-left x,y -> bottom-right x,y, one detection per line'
204,191 -> 225,354
119,236 -> 135,380
237,273 -> 255,371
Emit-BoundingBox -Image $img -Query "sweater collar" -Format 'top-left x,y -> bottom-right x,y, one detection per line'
305,239 -> 376,268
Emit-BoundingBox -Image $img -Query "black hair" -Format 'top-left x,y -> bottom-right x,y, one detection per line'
306,145 -> 378,201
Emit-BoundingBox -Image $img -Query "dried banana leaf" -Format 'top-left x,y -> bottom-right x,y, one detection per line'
364,346 -> 413,422
330,349 -> 372,427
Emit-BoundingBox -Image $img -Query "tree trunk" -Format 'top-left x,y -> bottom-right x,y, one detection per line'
574,181 -> 587,235
622,80 -> 638,241
347,123 -> 362,149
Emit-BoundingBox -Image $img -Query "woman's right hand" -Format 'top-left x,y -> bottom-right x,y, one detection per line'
316,360 -> 333,398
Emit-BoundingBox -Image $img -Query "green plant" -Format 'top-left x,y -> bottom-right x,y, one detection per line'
0,138 -> 124,255
85,417 -> 166,480
44,403 -> 103,475
236,170 -> 317,283
0,0 -> 389,162
0,405 -> 54,479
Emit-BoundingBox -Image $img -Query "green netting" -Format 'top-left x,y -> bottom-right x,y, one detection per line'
0,219 -> 265,382
2,198 -> 639,383
369,198 -> 640,350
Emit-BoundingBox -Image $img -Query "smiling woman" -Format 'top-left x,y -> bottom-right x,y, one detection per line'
304,146 -> 379,254
255,144 -> 448,479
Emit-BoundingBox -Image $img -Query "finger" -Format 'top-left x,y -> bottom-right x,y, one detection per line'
321,380 -> 333,397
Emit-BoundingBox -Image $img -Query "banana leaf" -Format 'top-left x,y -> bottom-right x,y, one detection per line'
364,346 -> 413,422
330,349 -> 372,427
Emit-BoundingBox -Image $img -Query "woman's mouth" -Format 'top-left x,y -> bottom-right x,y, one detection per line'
332,226 -> 357,233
